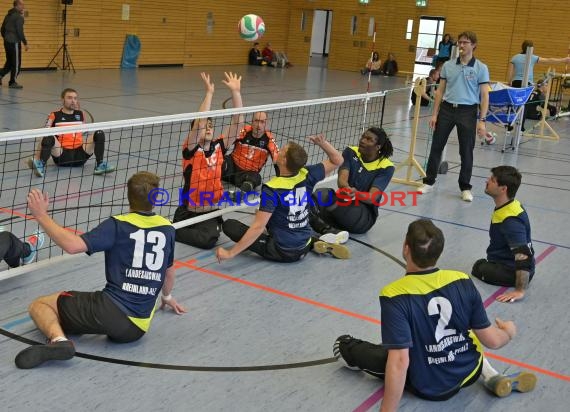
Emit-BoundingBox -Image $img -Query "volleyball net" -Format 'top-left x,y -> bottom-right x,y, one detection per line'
0,86 -> 426,277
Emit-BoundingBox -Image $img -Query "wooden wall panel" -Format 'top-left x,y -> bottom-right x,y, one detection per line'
183,1 -> 291,66
290,0 -> 570,81
14,0 -> 570,76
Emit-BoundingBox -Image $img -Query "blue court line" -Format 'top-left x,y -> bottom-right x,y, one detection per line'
1,315 -> 32,330
384,209 -> 570,250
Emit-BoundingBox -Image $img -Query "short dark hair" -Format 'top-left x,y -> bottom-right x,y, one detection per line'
521,40 -> 534,54
491,166 -> 522,199
284,141 -> 308,174
61,88 -> 78,99
127,171 -> 160,212
458,31 -> 477,45
405,219 -> 444,268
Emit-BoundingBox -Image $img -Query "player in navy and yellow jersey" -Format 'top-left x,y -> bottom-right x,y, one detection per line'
334,219 -> 536,407
216,134 -> 350,263
310,127 -> 394,241
222,111 -> 279,192
472,166 -> 535,304
173,72 -> 244,250
14,172 -> 186,369
28,88 -> 115,177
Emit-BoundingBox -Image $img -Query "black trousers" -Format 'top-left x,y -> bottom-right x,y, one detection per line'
222,219 -> 311,262
173,206 -> 223,250
343,338 -> 481,401
312,188 -> 377,234
0,231 -> 29,268
471,258 -> 534,287
0,41 -> 21,84
423,102 -> 478,190
222,155 -> 262,188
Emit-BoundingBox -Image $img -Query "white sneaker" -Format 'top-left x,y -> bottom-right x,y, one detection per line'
461,190 -> 473,202
319,230 -> 349,245
418,184 -> 434,194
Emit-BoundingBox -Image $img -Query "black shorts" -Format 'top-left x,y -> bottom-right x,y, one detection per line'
53,148 -> 92,167
57,291 -> 145,343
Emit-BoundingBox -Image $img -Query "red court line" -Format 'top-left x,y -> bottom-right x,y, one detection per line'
485,352 -> 570,382
0,206 -> 82,234
0,206 -> 32,220
176,259 -> 381,325
353,387 -> 384,412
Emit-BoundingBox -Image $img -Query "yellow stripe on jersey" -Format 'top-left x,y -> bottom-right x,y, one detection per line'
128,304 -> 157,332
461,331 -> 484,387
265,168 -> 309,190
349,146 -> 394,171
380,270 -> 470,298
114,213 -> 172,229
491,199 -> 524,224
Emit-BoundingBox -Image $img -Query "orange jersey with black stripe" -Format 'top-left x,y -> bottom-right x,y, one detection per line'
181,137 -> 226,206
231,126 -> 279,172
45,109 -> 86,150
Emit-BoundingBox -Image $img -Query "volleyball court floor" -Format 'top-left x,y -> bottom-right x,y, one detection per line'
0,66 -> 569,411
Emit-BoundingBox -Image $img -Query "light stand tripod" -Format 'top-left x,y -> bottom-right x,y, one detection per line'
48,2 -> 75,73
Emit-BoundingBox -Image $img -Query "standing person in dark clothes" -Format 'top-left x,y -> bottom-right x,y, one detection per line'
0,0 -> 28,89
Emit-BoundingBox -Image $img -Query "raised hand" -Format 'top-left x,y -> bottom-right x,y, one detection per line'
222,72 -> 242,92
201,72 -> 215,94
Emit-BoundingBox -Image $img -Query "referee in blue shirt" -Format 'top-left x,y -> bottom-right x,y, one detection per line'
419,31 -> 490,202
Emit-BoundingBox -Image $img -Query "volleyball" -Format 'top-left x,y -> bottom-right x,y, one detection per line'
238,14 -> 265,41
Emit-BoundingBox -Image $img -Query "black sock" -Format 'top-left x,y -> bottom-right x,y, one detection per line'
93,130 -> 105,166
40,136 -> 55,164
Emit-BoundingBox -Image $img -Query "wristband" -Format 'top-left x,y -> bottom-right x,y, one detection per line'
161,294 -> 172,302
479,118 -> 486,122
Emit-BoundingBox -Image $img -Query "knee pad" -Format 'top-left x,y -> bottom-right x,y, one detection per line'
93,130 -> 105,142
41,135 -> 56,148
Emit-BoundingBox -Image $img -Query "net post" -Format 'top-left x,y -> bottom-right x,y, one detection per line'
392,77 -> 427,186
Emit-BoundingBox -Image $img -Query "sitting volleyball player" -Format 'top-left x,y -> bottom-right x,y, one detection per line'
334,219 -> 536,409
0,228 -> 44,268
216,134 -> 350,263
15,172 -> 186,369
173,72 -> 244,249
472,166 -> 534,303
222,111 -> 279,193
28,88 -> 114,177
310,127 -> 395,239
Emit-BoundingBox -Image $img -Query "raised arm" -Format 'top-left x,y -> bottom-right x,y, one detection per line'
537,56 -> 570,65
184,72 -> 215,149
27,189 -> 87,254
308,134 -> 343,175
221,72 -> 244,148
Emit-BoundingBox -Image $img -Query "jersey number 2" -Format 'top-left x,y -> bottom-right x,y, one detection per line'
427,297 -> 457,342
130,229 -> 166,271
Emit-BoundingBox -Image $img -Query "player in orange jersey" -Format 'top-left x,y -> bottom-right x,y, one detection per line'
173,72 -> 244,249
